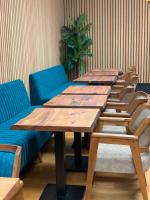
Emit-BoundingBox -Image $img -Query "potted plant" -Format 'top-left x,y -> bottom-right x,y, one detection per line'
61,14 -> 93,79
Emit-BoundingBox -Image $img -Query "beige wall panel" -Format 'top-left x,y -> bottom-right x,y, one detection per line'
0,0 -> 64,89
64,0 -> 150,82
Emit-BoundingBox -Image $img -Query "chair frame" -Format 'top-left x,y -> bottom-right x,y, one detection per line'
0,144 -> 22,178
114,70 -> 139,89
108,86 -> 135,102
84,106 -> 150,200
103,91 -> 149,117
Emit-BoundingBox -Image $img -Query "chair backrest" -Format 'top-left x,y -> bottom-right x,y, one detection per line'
139,118 -> 150,147
123,70 -> 139,87
120,86 -> 135,103
0,80 -> 30,123
129,104 -> 150,134
127,91 -> 148,114
127,65 -> 137,75
0,145 -> 21,177
29,65 -> 68,105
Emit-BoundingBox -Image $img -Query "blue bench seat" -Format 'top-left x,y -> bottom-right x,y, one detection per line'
0,80 -> 51,177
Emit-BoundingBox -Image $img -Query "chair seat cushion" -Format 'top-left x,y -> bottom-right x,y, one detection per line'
101,125 -> 127,134
95,144 -> 150,174
39,82 -> 87,104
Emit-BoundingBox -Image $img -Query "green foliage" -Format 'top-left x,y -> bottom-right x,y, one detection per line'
61,14 -> 93,76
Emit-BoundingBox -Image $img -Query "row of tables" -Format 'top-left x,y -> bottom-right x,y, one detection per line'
12,70 -> 121,200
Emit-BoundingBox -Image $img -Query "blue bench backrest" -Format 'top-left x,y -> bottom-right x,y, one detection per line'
29,65 -> 68,104
0,80 -> 30,123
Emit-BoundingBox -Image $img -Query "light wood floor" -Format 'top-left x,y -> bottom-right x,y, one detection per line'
21,135 -> 150,200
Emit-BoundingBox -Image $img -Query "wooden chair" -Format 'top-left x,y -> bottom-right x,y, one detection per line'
113,70 -> 139,90
103,91 -> 149,117
84,104 -> 150,200
0,144 -> 22,178
108,85 -> 135,103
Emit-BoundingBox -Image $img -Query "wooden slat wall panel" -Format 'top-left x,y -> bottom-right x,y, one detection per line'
64,0 -> 150,82
0,0 -> 64,89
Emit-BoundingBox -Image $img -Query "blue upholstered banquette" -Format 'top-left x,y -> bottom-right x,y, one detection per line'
0,80 -> 51,177
29,65 -> 86,105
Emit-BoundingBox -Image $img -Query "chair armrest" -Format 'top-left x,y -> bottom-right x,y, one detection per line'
106,102 -> 128,110
0,145 -> 22,178
94,117 -> 132,132
102,112 -> 130,117
98,117 -> 131,123
107,98 -> 121,102
126,86 -> 135,93
116,79 -> 126,85
111,85 -> 124,91
92,132 -> 138,145
109,91 -> 121,101
110,91 -> 120,95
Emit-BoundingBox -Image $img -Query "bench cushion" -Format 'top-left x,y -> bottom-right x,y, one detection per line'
0,106 -> 40,130
29,65 -> 87,105
0,151 -> 15,177
29,65 -> 68,105
0,80 -> 30,123
0,106 -> 51,176
0,130 -> 50,175
39,82 -> 87,104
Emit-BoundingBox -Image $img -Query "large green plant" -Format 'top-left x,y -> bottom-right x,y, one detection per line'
61,14 -> 93,77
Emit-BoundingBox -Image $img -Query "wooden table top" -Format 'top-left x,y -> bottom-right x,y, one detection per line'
0,178 -> 20,200
44,94 -> 108,109
87,71 -> 119,76
73,75 -> 117,85
91,68 -> 123,75
12,108 -> 100,132
62,86 -> 111,95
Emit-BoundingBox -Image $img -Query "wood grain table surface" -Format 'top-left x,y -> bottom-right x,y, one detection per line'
44,94 -> 108,109
0,178 -> 21,200
87,71 -> 119,76
12,108 -> 100,133
73,75 -> 117,85
62,85 -> 111,95
92,68 -> 123,73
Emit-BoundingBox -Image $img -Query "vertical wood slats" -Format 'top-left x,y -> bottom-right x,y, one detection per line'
0,0 -> 64,89
64,0 -> 150,82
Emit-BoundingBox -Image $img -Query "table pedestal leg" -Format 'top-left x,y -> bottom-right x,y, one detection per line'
82,132 -> 90,149
39,132 -> 85,200
66,132 -> 88,172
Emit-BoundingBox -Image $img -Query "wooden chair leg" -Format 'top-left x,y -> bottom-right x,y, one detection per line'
84,137 -> 98,200
130,141 -> 148,200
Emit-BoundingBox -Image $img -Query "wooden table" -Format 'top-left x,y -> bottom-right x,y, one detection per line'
12,108 -> 100,200
62,85 -> 111,95
73,75 -> 117,85
92,68 -> 123,75
44,94 -> 108,110
0,178 -> 24,200
86,71 -> 119,76
44,94 -> 108,172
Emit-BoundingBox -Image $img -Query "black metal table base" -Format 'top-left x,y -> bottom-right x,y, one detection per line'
39,184 -> 85,200
66,155 -> 88,172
